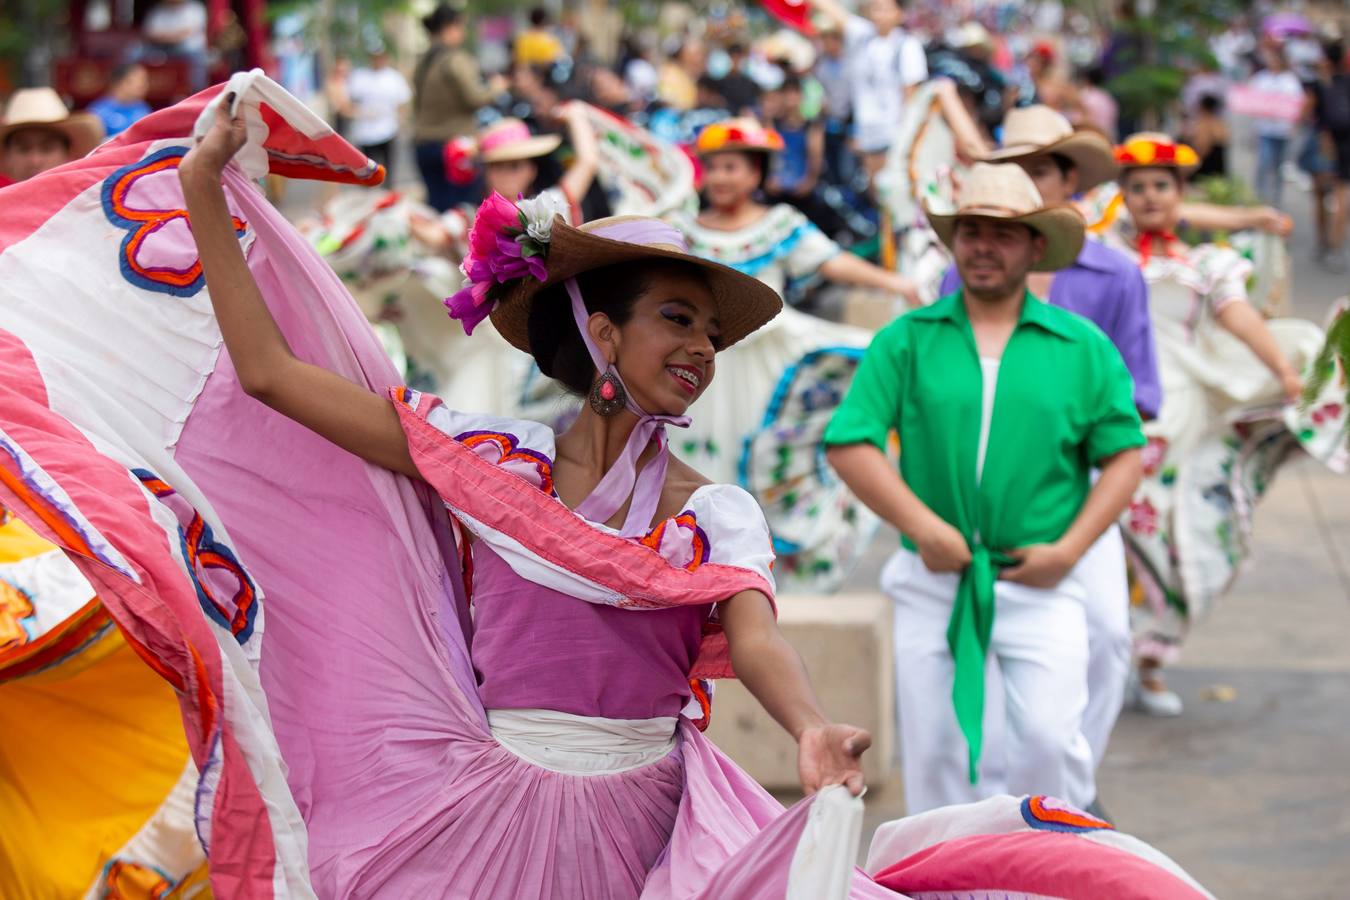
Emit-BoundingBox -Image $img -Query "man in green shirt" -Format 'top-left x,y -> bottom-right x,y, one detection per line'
824,163 -> 1144,814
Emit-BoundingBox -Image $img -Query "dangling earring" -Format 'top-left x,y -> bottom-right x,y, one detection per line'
589,368 -> 626,416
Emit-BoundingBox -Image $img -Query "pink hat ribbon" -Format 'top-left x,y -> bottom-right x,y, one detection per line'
566,219 -> 694,536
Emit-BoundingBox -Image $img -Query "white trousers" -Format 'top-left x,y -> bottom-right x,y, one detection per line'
882,548 -> 1094,814
1076,525 -> 1131,769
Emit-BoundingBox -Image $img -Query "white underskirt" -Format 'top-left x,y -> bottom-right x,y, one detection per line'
487,708 -> 679,775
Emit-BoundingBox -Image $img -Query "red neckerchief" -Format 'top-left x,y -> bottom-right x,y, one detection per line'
1137,230 -> 1182,266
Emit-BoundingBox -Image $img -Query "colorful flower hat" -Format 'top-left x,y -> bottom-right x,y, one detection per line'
694,117 -> 785,157
1113,133 -> 1201,177
444,192 -> 782,352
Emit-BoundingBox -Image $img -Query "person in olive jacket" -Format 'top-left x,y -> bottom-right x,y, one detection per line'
413,4 -> 506,210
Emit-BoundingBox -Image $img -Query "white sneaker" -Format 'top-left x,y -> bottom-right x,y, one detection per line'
1128,670 -> 1184,717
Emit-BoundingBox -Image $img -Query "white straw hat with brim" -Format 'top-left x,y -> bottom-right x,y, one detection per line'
477,118 -> 562,163
0,88 -> 104,160
983,105 -> 1119,192
926,162 -> 1086,272
492,215 -> 783,353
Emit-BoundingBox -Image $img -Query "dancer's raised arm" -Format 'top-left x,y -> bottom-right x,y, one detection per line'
179,96 -> 419,478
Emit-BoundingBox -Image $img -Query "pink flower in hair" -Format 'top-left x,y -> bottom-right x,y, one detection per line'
444,280 -> 494,334
468,191 -> 522,259
445,191 -> 553,335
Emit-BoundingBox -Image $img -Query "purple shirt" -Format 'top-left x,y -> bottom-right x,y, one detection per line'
470,545 -> 708,719
939,239 -> 1161,419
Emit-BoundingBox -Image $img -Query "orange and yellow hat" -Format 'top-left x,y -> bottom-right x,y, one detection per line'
694,118 -> 785,157
1113,133 -> 1201,176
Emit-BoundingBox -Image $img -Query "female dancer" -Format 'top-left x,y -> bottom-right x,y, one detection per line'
1106,134 -> 1347,715
182,92 -> 878,896
669,118 -> 919,589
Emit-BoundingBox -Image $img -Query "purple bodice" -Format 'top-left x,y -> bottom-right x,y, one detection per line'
470,544 -> 711,719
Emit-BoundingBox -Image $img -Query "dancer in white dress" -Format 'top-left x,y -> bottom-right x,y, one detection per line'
1105,134 -> 1348,715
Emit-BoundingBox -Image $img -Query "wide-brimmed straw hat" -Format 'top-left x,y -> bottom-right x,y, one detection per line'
1114,132 -> 1201,177
983,105 -> 1118,192
694,117 -> 785,156
927,162 -> 1086,272
491,215 -> 783,353
478,118 -> 561,163
0,88 -> 103,159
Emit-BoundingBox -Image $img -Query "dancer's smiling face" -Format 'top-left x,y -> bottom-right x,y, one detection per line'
1120,167 -> 1182,234
590,266 -> 720,416
701,151 -> 763,210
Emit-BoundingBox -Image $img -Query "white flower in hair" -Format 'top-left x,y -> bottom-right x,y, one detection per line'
517,192 -> 568,244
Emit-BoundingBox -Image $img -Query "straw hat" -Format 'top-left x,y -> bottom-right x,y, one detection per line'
477,118 -> 561,164
491,215 -> 783,353
1114,132 -> 1201,177
694,118 -> 785,157
927,163 -> 1086,272
983,105 -> 1118,192
0,88 -> 103,159
950,22 -> 993,52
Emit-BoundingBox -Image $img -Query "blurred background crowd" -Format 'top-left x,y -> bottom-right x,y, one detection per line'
3,0 -> 1350,266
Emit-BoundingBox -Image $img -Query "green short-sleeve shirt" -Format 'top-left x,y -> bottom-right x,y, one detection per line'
824,289 -> 1144,553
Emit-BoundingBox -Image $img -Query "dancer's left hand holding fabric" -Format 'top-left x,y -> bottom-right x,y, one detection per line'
180,93 -> 421,478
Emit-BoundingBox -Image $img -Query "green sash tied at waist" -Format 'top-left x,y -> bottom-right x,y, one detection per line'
946,543 -> 1013,784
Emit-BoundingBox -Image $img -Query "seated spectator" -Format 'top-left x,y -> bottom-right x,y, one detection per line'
0,87 -> 104,186
765,75 -> 823,199
142,0 -> 209,92
764,75 -> 849,237
1075,66 -> 1118,140
658,39 -> 705,111
621,35 -> 659,103
514,7 -> 565,68
88,63 -> 153,138
714,42 -> 760,115
1188,93 -> 1229,178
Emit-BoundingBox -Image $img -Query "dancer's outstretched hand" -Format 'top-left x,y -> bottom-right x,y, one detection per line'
798,722 -> 870,796
181,92 -> 248,182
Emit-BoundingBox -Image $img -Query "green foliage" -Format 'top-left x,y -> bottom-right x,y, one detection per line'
1303,308 -> 1350,414
0,0 -> 67,85
1103,0 -> 1239,125
267,0 -> 419,62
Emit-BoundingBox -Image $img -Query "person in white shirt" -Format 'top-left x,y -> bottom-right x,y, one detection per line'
142,0 -> 208,91
1248,46 -> 1306,208
808,0 -> 928,187
347,46 -> 412,185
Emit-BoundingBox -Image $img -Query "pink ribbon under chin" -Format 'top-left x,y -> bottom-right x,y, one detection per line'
565,274 -> 691,537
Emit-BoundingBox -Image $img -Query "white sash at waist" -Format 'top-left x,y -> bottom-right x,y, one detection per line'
486,708 -> 679,775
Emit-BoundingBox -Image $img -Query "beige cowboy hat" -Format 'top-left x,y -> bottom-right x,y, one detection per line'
477,118 -> 562,164
983,105 -> 1118,192
492,215 -> 783,353
0,88 -> 104,159
927,162 -> 1086,272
